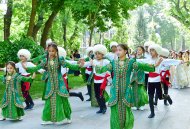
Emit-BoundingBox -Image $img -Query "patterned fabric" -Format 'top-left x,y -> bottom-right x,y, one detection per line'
0,73 -> 32,119
95,58 -> 155,129
26,56 -> 80,122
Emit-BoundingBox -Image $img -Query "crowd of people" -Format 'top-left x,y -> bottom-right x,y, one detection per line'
0,39 -> 189,129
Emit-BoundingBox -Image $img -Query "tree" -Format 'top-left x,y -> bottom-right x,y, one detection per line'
169,0 -> 190,29
4,0 -> 13,40
40,0 -> 65,48
27,0 -> 37,37
71,0 -> 152,46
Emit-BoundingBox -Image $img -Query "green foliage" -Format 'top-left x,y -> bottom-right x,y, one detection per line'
0,37 -> 44,66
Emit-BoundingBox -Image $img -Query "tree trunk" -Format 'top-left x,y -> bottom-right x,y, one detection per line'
68,24 -> 79,47
89,27 -> 94,46
32,13 -> 44,41
62,23 -> 67,49
4,0 -> 13,40
27,0 -> 37,37
40,11 -> 59,48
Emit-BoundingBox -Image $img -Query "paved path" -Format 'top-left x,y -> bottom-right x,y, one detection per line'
0,86 -> 190,129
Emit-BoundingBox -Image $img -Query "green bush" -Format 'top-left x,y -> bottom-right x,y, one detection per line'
0,37 -> 44,66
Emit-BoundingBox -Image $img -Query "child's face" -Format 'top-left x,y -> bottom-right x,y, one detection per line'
117,46 -> 127,58
111,46 -> 117,53
48,46 -> 57,57
137,47 -> 143,55
150,49 -> 158,58
95,52 -> 104,60
20,55 -> 27,62
6,64 -> 15,74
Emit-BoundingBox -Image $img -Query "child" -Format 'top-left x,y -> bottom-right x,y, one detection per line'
24,43 -> 83,125
0,61 -> 35,121
144,41 -> 154,91
84,47 -> 94,101
95,44 -> 155,129
154,48 -> 180,106
131,46 -> 148,111
58,47 -> 84,101
16,49 -> 44,110
84,44 -> 110,114
106,41 -> 118,61
138,44 -> 181,118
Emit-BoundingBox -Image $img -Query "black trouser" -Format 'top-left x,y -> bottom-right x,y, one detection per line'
155,78 -> 169,103
144,74 -> 149,91
66,79 -> 82,99
148,82 -> 163,115
94,83 -> 106,110
86,74 -> 91,98
21,82 -> 34,107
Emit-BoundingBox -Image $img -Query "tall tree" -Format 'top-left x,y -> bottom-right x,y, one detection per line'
40,0 -> 65,48
4,0 -> 13,40
27,0 -> 37,37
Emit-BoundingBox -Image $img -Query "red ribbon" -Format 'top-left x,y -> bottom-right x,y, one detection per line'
149,71 -> 171,87
100,73 -> 110,97
62,74 -> 69,90
149,72 -> 160,77
22,75 -> 31,91
160,70 -> 171,87
86,67 -> 92,71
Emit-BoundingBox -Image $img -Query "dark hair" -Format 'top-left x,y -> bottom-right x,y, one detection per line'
5,61 -> 17,77
117,44 -> 130,58
137,46 -> 145,53
46,43 -> 61,71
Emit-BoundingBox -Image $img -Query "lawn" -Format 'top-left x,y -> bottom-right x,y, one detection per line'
0,72 -> 86,99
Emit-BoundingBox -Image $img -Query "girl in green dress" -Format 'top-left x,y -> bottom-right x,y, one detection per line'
24,43 -> 82,125
95,44 -> 155,129
0,61 -> 34,121
131,46 -> 148,111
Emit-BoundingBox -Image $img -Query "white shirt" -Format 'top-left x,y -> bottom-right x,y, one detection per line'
16,62 -> 44,76
137,58 -> 182,83
84,59 -> 110,83
106,52 -> 118,61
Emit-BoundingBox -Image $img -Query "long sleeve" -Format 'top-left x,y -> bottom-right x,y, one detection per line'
60,57 -> 80,71
17,75 -> 33,83
95,62 -> 113,74
133,62 -> 155,72
30,52 -> 47,64
27,59 -> 46,73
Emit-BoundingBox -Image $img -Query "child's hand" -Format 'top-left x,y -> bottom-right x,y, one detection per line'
79,59 -> 85,67
155,57 -> 163,67
32,73 -> 36,79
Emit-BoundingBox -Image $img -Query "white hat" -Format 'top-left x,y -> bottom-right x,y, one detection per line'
46,39 -> 53,47
93,44 -> 107,55
86,47 -> 93,55
110,41 -> 118,49
160,48 -> 170,57
17,49 -> 31,60
144,41 -> 155,47
58,47 -> 67,58
148,44 -> 162,55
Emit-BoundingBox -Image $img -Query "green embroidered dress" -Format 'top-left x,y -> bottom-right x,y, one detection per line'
130,56 -> 148,108
0,73 -> 33,120
26,57 -> 80,122
96,58 -> 155,129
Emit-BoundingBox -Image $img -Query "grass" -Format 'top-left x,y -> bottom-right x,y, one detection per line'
0,72 -> 86,99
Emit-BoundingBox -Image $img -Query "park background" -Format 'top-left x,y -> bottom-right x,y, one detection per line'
0,0 -> 190,99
